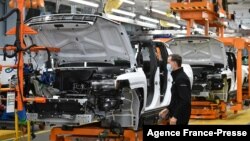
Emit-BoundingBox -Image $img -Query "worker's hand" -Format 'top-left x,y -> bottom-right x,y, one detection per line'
159,108 -> 169,119
169,117 -> 177,125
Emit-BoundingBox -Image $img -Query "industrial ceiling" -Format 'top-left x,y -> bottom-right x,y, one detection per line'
38,0 -> 250,37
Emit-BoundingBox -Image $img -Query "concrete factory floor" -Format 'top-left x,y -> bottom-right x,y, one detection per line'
1,107 -> 250,140
189,106 -> 250,125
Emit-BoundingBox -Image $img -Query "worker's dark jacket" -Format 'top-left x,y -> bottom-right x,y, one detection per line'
168,67 -> 191,125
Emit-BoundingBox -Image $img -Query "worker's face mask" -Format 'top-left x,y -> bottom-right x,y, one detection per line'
167,64 -> 173,72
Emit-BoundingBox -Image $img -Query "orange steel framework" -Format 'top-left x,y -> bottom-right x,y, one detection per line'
50,124 -> 143,141
170,0 -> 227,37
217,37 -> 250,102
0,0 -> 59,111
171,0 -> 250,119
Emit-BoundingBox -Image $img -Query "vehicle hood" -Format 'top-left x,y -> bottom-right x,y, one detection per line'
24,14 -> 136,66
166,36 -> 227,67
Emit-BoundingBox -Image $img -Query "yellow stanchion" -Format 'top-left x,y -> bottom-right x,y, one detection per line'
14,110 -> 31,140
14,110 -> 19,140
27,120 -> 31,141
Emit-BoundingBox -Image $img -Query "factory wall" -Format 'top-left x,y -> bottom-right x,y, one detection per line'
0,0 -> 16,47
0,2 -> 5,47
0,1 -> 16,84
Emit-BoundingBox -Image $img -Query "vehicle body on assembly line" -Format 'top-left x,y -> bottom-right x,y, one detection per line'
164,36 -> 248,102
23,14 -> 173,130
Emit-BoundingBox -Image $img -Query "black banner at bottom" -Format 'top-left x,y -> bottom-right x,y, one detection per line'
143,125 -> 250,139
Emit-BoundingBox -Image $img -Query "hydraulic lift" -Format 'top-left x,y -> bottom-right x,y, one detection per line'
50,123 -> 143,141
171,0 -> 250,119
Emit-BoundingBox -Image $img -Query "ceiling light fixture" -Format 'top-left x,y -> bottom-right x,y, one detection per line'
147,30 -> 186,35
145,7 -> 181,21
106,14 -> 157,29
122,0 -> 135,5
166,22 -> 181,28
139,15 -> 159,24
145,7 -> 166,15
111,9 -> 136,17
69,0 -> 99,8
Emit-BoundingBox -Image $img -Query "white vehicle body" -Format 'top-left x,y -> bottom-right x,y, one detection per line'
127,41 -> 172,123
165,46 -> 194,87
130,41 -> 193,114
22,14 -> 172,130
166,36 -> 248,101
